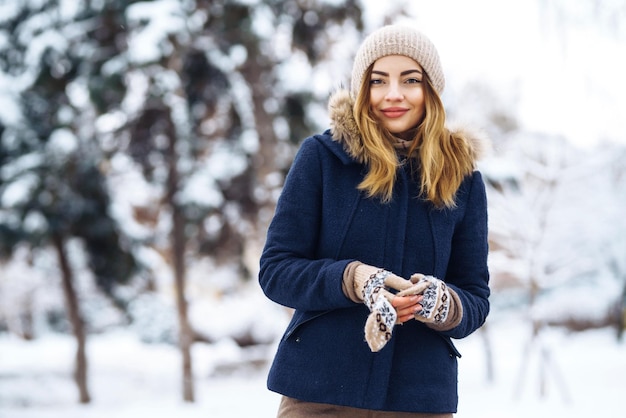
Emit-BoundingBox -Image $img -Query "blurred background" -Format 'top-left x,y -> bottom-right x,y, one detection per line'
0,0 -> 624,417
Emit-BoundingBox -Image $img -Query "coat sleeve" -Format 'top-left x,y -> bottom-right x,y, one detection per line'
258,137 -> 356,311
440,171 -> 491,339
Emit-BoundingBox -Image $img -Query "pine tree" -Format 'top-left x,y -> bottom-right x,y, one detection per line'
1,0 -> 368,403
0,0 -> 137,403
112,0 -> 366,401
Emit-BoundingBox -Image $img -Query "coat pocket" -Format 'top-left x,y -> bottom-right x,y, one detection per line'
439,334 -> 462,358
283,309 -> 332,341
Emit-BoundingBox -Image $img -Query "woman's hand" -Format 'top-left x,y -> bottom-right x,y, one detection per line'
392,294 -> 423,324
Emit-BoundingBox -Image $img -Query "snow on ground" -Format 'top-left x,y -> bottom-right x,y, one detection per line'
1,312 -> 624,418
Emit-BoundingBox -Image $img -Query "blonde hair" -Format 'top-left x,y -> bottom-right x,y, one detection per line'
353,65 -> 475,208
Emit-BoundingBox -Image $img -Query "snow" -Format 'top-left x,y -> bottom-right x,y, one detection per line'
276,51 -> 314,92
1,310 -> 624,417
0,74 -> 21,126
125,0 -> 186,64
178,166 -> 225,209
47,128 -> 78,156
0,172 -> 39,208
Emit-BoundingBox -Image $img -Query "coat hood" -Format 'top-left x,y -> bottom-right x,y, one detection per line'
327,89 -> 490,165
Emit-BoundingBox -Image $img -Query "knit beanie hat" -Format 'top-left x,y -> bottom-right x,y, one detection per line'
350,25 -> 445,98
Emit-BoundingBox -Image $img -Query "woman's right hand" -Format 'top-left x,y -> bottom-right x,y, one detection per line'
392,294 -> 423,324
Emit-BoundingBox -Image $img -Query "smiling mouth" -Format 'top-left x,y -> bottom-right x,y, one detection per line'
381,108 -> 408,118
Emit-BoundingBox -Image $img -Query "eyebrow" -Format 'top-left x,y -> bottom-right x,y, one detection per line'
371,69 -> 423,77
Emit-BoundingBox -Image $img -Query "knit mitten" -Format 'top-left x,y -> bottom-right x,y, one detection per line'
407,273 -> 450,325
352,264 -> 413,352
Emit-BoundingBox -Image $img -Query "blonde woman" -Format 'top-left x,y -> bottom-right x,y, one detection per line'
259,24 -> 490,417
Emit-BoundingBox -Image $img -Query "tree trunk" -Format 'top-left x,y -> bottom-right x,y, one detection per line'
52,232 -> 91,404
480,324 -> 494,383
172,200 -> 194,402
618,278 -> 626,341
165,109 -> 195,403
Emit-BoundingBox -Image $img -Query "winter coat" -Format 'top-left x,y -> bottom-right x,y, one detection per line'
258,90 -> 490,414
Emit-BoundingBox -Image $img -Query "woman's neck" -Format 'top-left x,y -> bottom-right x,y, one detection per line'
395,127 -> 418,141
390,127 -> 420,156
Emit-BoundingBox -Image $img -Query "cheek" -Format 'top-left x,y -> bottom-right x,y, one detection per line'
368,94 -> 377,109
410,90 -> 426,109
369,89 -> 385,107
368,100 -> 380,117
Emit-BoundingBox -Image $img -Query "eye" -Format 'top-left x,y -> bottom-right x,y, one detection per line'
405,78 -> 422,84
370,78 -> 384,85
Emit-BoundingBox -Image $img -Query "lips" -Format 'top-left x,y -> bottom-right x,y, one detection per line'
381,107 -> 409,118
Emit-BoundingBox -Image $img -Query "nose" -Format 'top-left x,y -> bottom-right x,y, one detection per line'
385,82 -> 403,101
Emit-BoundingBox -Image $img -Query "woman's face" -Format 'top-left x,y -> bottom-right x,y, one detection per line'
369,55 -> 426,135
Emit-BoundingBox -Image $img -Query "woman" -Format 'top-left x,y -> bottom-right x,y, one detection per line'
259,24 -> 490,417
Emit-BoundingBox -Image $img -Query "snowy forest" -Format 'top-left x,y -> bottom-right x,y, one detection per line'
0,0 -> 625,417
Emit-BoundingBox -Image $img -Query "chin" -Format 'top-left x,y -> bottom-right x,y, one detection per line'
386,125 -> 411,134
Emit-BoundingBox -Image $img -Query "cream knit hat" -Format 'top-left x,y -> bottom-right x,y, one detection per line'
350,25 -> 445,97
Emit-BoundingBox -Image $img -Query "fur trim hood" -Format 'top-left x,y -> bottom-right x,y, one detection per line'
328,89 -> 490,164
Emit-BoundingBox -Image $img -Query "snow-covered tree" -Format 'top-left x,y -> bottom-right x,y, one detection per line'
0,0 -> 139,403
1,0 -> 370,404
481,131 -> 626,397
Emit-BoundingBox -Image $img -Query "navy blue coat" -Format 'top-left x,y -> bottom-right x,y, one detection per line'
259,123 -> 490,413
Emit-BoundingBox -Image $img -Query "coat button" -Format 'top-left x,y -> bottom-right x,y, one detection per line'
295,337 -> 301,343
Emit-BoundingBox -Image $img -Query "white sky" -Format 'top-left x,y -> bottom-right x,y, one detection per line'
363,0 -> 626,148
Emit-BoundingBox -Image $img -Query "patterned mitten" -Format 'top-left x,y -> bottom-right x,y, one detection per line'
354,265 -> 413,352
407,274 -> 451,325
